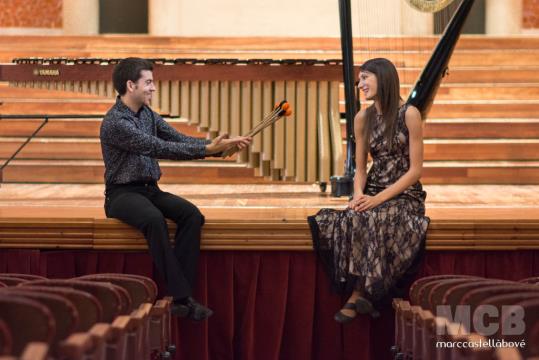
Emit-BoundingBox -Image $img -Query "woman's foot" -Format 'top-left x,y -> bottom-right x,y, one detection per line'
334,295 -> 381,323
355,296 -> 380,318
334,301 -> 358,323
334,292 -> 362,323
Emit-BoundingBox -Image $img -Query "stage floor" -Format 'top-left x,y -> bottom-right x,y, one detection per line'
1,183 -> 539,221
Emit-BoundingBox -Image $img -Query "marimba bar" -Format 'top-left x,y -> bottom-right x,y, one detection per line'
0,58 -> 345,183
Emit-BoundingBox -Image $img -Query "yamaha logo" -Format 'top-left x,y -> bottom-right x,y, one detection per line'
33,68 -> 60,76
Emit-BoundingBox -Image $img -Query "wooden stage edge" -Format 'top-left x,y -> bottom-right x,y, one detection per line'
1,215 -> 539,252
1,184 -> 539,251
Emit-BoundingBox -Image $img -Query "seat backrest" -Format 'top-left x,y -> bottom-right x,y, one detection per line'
0,276 -> 28,286
20,280 -> 122,322
87,273 -> 158,302
77,274 -> 155,309
518,276 -> 539,285
0,319 -> 13,356
15,286 -> 102,332
0,289 -> 78,348
117,274 -> 158,301
110,283 -> 133,315
500,298 -> 539,357
461,284 -> 539,314
409,275 -> 474,305
0,294 -> 55,356
0,274 -> 47,281
0,282 -> 6,288
441,280 -> 513,311
427,278 -> 486,311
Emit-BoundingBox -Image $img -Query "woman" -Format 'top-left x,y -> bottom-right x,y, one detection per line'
308,58 -> 430,323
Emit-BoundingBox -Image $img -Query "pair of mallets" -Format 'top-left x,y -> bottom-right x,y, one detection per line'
222,100 -> 293,157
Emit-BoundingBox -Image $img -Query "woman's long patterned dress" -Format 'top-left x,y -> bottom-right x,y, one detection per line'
308,104 -> 430,302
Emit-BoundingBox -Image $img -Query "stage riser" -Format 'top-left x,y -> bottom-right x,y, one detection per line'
2,161 -> 539,184
2,139 -> 538,162
3,119 -> 539,140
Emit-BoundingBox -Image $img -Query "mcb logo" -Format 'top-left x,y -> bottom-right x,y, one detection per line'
436,305 -> 525,336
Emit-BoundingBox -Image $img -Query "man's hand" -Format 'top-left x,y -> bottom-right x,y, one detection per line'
205,134 -> 252,156
348,194 -> 383,212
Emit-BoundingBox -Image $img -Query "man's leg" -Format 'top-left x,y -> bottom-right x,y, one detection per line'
149,189 -> 203,289
148,187 -> 213,320
106,189 -> 192,299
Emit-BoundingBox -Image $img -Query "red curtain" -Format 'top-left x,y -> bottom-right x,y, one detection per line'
1,249 -> 538,360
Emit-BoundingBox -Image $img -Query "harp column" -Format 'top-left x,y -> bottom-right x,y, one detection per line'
485,0 -> 522,34
148,0 -> 182,35
63,0 -> 99,35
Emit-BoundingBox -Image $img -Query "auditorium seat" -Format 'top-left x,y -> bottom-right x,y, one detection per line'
0,282 -> 6,288
460,284 -> 539,315
128,303 -> 153,360
20,280 -> 123,322
426,277 -> 488,311
391,298 -> 409,358
409,274 -> 474,305
0,274 -> 173,359
16,286 -> 102,332
0,276 -> 28,287
409,275 -> 478,306
500,299 -> 539,358
0,274 -> 47,281
110,285 -> 132,315
77,274 -> 156,309
0,295 -> 55,356
7,342 -> 49,360
494,347 -> 526,360
0,319 -> 13,356
518,276 -> 539,285
108,273 -> 159,303
449,332 -> 493,360
413,307 -> 436,360
441,279 -> 514,313
108,316 -> 131,360
113,314 -> 146,360
57,332 -> 102,360
149,297 -> 174,359
0,289 -> 78,354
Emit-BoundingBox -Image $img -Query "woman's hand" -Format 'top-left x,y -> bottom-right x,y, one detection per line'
349,194 -> 383,212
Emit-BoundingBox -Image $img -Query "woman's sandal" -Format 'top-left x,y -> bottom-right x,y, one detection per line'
355,296 -> 380,318
334,302 -> 358,324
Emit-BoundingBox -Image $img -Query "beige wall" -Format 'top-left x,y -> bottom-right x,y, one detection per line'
150,0 -> 344,37
63,0 -> 99,35
148,0 -> 431,37
486,0 -> 522,35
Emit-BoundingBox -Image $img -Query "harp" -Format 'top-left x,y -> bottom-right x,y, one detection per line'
331,0 -> 476,197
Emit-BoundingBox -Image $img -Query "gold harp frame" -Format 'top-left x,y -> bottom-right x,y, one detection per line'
405,0 -> 456,12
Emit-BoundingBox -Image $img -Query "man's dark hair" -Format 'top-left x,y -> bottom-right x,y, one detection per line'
112,57 -> 154,96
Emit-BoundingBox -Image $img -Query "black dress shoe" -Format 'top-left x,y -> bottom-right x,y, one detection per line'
185,297 -> 213,321
172,297 -> 213,321
171,302 -> 190,318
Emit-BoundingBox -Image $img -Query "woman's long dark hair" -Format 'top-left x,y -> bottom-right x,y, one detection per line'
359,58 -> 402,149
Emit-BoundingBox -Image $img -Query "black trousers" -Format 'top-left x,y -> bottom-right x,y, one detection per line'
105,182 -> 203,299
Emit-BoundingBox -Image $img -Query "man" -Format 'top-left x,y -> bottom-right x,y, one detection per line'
100,57 -> 251,321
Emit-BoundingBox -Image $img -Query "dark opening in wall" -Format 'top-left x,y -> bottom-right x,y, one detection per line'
99,0 -> 148,34
434,0 -> 485,34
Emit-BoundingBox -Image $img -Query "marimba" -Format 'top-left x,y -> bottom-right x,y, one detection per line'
0,58 -> 345,183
